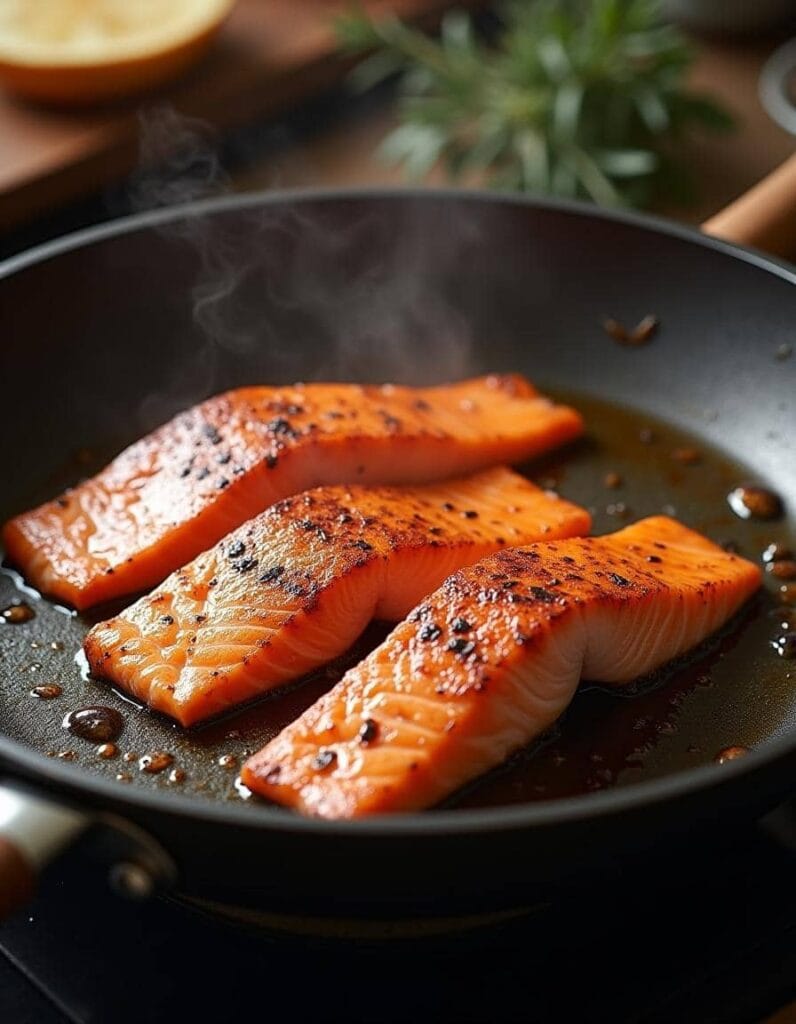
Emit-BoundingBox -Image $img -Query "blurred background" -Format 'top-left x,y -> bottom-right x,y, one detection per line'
0,0 -> 795,261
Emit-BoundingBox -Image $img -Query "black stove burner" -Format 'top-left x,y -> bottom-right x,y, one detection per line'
2,811 -> 795,1024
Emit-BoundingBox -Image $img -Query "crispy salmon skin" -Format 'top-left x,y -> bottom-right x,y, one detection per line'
84,467 -> 590,726
2,375 -> 583,610
242,517 -> 761,818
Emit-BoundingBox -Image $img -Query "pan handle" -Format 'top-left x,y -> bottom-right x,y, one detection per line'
0,783 -> 86,917
0,782 -> 176,919
701,152 -> 796,259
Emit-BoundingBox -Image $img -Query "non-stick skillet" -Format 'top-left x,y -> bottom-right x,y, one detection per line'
0,160 -> 794,926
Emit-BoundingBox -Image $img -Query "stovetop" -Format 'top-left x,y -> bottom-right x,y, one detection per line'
1,807 -> 795,1024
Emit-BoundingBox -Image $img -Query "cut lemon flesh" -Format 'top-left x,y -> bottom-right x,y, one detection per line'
0,0 -> 234,102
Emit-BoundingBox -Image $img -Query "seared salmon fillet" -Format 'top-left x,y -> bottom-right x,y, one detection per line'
242,517 -> 761,818
2,375 -> 583,610
84,467 -> 590,726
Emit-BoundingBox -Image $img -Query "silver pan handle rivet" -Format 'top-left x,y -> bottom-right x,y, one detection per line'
109,861 -> 156,901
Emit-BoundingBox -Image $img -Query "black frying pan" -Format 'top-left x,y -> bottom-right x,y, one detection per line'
0,175 -> 794,926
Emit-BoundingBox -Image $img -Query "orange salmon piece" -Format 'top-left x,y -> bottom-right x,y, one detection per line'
2,375 -> 583,610
243,517 -> 761,818
83,467 -> 590,726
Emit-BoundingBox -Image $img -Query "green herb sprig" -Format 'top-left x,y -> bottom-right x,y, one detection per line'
336,0 -> 734,207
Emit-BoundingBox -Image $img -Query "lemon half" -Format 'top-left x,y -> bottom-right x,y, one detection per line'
0,0 -> 235,105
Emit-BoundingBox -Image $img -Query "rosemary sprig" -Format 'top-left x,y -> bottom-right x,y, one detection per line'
335,0 -> 734,207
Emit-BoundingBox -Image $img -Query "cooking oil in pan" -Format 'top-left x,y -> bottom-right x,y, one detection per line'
0,394 -> 793,811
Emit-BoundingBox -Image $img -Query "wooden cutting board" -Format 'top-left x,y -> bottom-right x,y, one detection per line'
0,0 -> 481,232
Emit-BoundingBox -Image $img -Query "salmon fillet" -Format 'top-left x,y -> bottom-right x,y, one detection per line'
2,375 -> 583,610
242,517 -> 761,818
83,467 -> 590,726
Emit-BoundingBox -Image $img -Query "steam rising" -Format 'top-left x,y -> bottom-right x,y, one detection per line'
129,106 -> 475,427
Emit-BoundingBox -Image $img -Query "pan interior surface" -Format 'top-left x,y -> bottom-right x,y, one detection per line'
0,393 -> 793,810
0,190 -> 794,823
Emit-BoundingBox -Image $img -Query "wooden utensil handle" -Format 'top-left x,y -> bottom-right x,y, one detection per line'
0,836 -> 35,917
702,153 -> 796,259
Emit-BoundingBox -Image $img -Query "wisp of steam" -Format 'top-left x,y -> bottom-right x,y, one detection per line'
128,105 -> 477,428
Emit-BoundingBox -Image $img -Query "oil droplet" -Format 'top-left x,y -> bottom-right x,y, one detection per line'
218,754 -> 238,770
779,584 -> 796,606
57,750 -> 77,761
234,776 -> 253,800
771,633 -> 796,659
30,684 -> 62,700
122,751 -> 137,763
727,486 -> 783,521
1,602 -> 35,624
762,542 -> 793,564
167,768 -> 186,785
715,746 -> 749,764
97,743 -> 118,759
63,706 -> 124,743
671,448 -> 701,465
115,772 -> 132,784
139,751 -> 173,774
768,561 -> 796,581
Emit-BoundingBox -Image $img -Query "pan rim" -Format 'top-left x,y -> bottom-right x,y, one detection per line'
0,185 -> 794,836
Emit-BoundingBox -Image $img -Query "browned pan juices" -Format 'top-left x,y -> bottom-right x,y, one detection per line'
0,393 -> 793,811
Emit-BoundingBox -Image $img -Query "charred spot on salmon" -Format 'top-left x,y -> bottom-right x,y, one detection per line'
159,614 -> 174,626
646,555 -> 662,563
378,411 -> 402,432
442,502 -> 455,512
728,485 -> 783,521
234,558 -> 258,574
283,581 -> 307,598
2,602 -> 35,624
529,586 -> 557,603
359,719 -> 379,744
414,399 -> 431,411
264,454 -> 278,469
227,540 -> 246,558
268,418 -> 297,439
217,478 -> 230,490
451,618 -> 471,633
419,623 -> 442,642
448,638 -> 476,656
56,496 -> 69,508
350,540 -> 373,552
608,573 -> 631,587
196,467 -> 210,481
462,510 -> 479,519
202,424 -> 222,445
259,566 -> 285,584
311,749 -> 337,772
